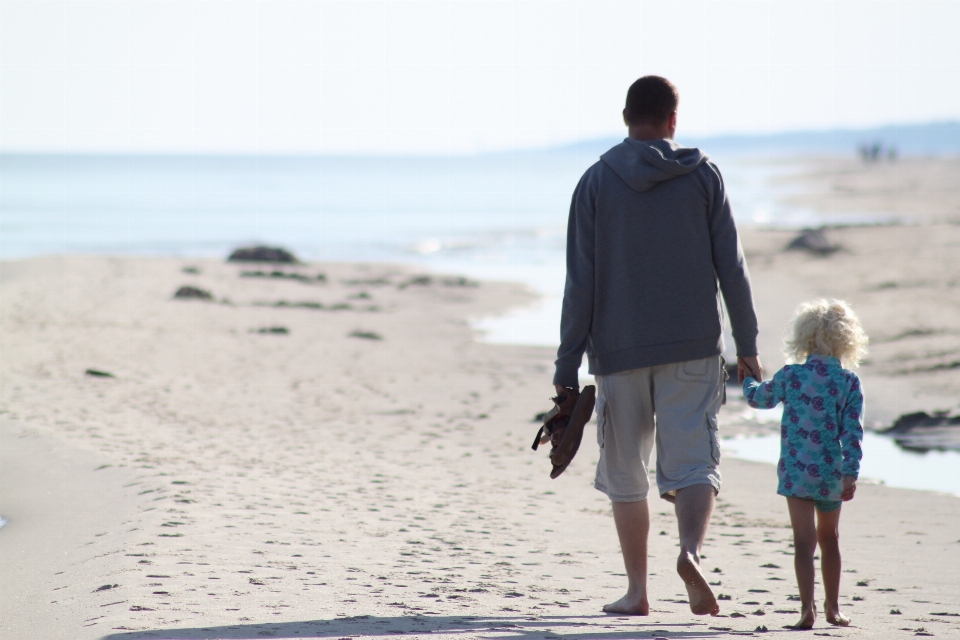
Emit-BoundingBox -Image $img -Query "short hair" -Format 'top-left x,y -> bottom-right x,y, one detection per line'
784,299 -> 869,368
624,76 -> 679,125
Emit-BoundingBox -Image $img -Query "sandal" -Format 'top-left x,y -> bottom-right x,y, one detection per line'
531,385 -> 596,478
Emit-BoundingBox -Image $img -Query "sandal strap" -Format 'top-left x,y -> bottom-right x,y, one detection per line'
531,426 -> 546,451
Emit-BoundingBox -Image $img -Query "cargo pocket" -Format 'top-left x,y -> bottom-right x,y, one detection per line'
676,357 -> 710,382
596,397 -> 607,449
706,413 -> 721,465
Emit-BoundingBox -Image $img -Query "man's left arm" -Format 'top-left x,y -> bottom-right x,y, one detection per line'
704,163 -> 760,379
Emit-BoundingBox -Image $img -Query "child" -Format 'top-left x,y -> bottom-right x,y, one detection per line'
742,299 -> 868,629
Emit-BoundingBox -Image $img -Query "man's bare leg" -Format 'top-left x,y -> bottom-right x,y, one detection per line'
603,499 -> 650,615
674,484 -> 720,616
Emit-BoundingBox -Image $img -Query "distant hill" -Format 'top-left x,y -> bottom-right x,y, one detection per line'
554,121 -> 960,157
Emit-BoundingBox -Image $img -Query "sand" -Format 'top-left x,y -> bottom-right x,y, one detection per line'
2,158 -> 960,639
778,156 -> 960,224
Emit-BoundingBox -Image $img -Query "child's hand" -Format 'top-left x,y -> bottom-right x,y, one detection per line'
841,476 -> 857,501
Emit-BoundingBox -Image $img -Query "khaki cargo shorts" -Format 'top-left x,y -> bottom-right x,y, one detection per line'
594,355 -> 724,502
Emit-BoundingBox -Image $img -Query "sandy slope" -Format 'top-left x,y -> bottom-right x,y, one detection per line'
1,251 -> 959,640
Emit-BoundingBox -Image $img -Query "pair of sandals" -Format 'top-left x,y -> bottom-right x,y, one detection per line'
531,385 -> 596,479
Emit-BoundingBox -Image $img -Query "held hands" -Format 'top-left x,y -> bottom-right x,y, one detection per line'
737,355 -> 763,384
841,476 -> 857,501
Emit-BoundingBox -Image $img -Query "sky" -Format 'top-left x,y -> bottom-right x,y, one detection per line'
2,0 -> 959,155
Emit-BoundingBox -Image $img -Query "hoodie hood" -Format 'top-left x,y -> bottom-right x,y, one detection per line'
600,138 -> 708,193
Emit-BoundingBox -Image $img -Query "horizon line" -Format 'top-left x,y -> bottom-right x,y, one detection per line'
1,119 -> 958,159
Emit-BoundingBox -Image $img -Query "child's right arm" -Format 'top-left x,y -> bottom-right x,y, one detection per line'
742,369 -> 784,409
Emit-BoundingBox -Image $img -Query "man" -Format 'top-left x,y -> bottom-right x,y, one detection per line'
553,76 -> 762,617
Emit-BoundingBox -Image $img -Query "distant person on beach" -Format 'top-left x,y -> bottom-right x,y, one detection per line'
742,299 -> 867,629
553,75 -> 762,617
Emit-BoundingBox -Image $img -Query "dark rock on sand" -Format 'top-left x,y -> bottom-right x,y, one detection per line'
253,300 -> 353,311
85,369 -> 115,378
253,326 -> 289,335
240,270 -> 324,283
785,229 -> 841,255
228,246 -> 298,263
344,277 -> 392,286
272,300 -> 326,310
398,275 -> 478,289
880,411 -> 960,452
174,286 -> 213,300
349,330 -> 382,340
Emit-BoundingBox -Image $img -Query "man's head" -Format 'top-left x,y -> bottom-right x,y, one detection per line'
623,76 -> 678,140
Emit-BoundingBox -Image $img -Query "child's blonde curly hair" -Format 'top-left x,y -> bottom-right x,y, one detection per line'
784,299 -> 868,368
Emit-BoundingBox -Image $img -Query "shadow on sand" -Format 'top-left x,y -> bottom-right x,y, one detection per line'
100,613 -> 764,639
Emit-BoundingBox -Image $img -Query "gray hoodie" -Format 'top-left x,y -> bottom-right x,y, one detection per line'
553,137 -> 759,388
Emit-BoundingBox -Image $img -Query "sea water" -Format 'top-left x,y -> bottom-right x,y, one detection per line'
0,150 -> 829,270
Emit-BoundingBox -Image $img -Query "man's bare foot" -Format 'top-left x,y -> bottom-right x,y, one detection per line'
824,602 -> 850,627
602,592 -> 649,615
787,603 -> 816,630
676,553 -> 719,616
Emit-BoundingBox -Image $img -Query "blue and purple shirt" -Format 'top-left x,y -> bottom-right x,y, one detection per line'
742,355 -> 864,502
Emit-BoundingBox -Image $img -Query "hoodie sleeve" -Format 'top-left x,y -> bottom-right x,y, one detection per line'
553,172 -> 597,388
704,163 -> 759,358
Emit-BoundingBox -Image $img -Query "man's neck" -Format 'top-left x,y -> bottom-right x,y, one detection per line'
628,124 -> 673,141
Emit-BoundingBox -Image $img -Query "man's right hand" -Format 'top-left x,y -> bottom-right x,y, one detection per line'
737,356 -> 763,384
555,384 -> 579,398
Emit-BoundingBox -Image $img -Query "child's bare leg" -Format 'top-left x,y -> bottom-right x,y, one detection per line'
816,508 -> 850,626
786,497 -> 817,629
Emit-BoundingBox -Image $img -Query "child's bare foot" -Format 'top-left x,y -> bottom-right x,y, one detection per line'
677,552 -> 719,616
824,601 -> 850,626
602,591 -> 649,615
787,603 -> 816,630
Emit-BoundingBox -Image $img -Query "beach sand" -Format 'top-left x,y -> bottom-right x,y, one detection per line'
778,156 -> 960,224
2,162 -> 960,639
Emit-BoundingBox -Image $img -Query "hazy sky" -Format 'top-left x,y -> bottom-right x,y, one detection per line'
2,0 -> 959,154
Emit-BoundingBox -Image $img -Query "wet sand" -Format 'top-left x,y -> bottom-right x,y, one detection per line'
1,237 -> 959,638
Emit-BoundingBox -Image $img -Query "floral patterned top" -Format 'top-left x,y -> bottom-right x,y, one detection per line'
742,355 -> 864,502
